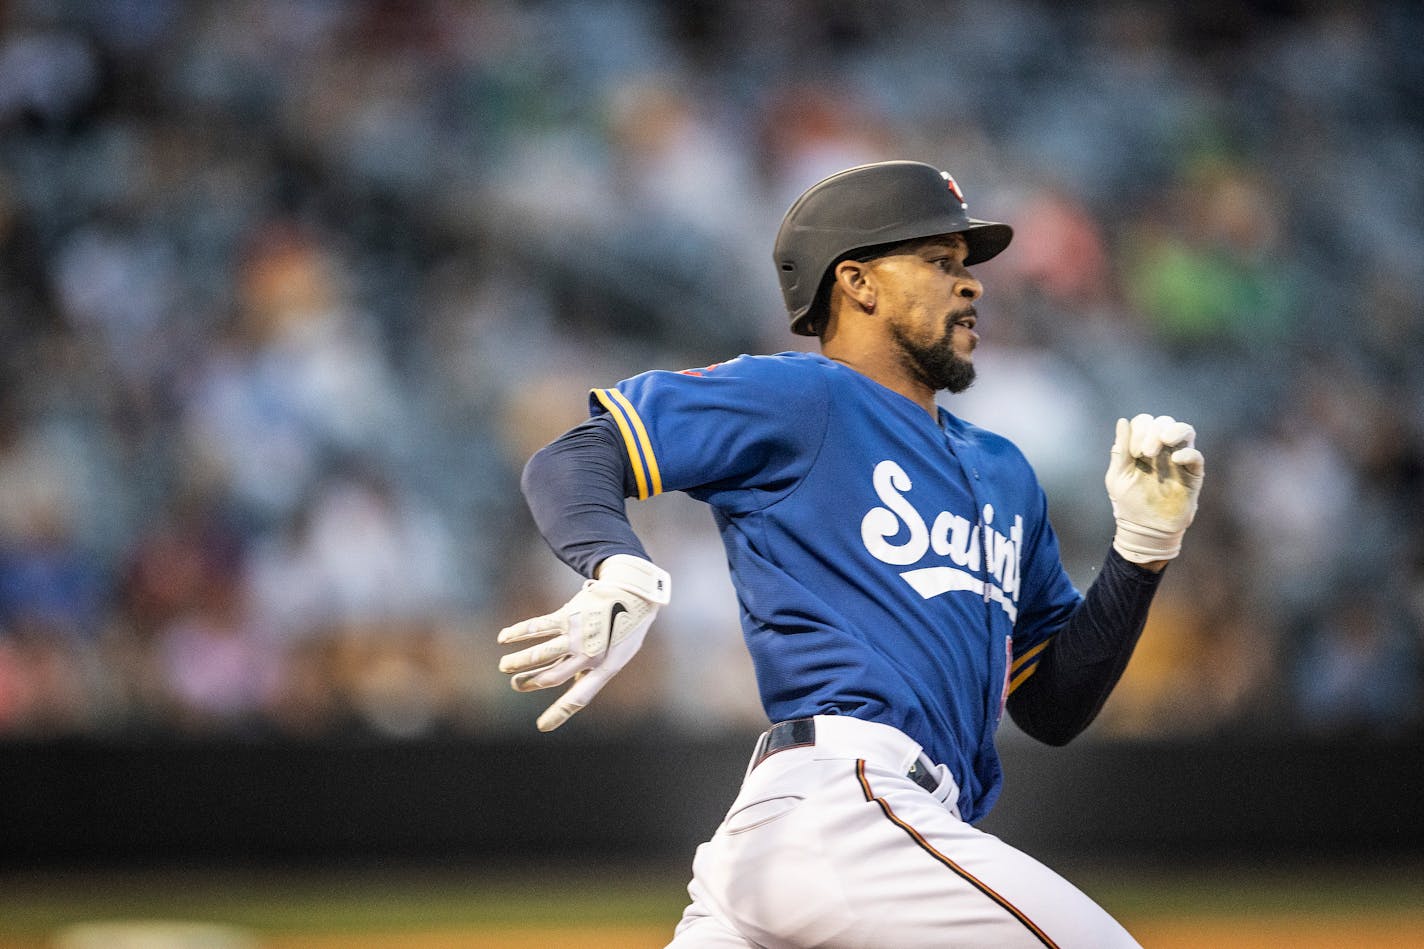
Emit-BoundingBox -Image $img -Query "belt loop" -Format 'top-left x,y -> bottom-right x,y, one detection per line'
746,730 -> 770,778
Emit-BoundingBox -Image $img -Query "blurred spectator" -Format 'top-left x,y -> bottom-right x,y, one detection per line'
180,221 -> 406,520
244,464 -> 461,736
0,412 -> 107,640
0,625 -> 95,735
153,569 -> 278,734
1122,161 -> 1295,351
118,489 -> 244,639
1227,380 -> 1364,618
989,185 -> 1113,307
0,26 -> 100,128
1094,545 -> 1274,738
0,0 -> 1418,743
1294,593 -> 1421,736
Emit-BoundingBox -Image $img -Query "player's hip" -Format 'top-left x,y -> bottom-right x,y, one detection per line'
739,715 -> 959,810
681,740 -> 1137,949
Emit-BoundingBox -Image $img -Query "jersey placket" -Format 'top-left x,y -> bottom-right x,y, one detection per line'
939,424 -> 1011,766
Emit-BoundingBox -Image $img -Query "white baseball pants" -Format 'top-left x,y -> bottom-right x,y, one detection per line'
667,715 -> 1139,949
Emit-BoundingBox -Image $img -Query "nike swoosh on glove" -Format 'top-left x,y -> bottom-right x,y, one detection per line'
497,554 -> 671,732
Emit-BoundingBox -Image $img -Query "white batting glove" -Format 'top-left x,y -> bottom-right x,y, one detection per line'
497,554 -> 670,732
1104,414 -> 1205,565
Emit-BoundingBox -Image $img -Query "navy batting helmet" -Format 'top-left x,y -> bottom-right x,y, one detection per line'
774,160 -> 1013,336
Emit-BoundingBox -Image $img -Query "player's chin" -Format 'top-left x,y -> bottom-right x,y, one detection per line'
941,356 -> 976,394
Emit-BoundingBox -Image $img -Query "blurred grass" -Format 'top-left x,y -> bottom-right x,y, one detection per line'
1077,860 -> 1424,919
0,863 -> 691,937
1,860 -> 1421,945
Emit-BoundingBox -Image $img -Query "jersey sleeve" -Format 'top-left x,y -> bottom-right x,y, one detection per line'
1005,548 -> 1166,744
588,354 -> 830,513
1004,482 -> 1081,694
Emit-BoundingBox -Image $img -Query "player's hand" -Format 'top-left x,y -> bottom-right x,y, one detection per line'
497,554 -> 671,732
1104,414 -> 1204,565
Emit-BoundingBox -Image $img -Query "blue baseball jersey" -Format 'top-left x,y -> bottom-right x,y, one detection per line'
590,351 -> 1081,821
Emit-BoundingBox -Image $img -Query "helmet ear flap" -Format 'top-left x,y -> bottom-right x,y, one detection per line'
788,259 -> 849,337
777,260 -> 801,304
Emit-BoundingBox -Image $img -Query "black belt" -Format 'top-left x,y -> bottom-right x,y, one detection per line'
752,718 -> 942,795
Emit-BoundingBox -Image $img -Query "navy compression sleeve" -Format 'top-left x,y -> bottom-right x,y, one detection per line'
520,415 -> 649,578
1006,549 -> 1165,746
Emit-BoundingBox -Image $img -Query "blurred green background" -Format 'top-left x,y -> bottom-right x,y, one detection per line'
2,861 -> 1423,947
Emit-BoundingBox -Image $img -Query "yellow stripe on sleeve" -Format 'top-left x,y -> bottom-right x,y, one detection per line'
1011,638 -> 1052,674
1007,662 -> 1040,696
1007,637 -> 1053,696
606,387 -> 663,497
591,389 -> 650,500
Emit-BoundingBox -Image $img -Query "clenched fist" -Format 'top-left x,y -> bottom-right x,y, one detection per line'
1104,414 -> 1205,566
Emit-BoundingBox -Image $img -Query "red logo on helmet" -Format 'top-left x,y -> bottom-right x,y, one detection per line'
942,172 -> 968,210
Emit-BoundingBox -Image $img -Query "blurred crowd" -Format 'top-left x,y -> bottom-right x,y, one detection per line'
0,0 -> 1420,743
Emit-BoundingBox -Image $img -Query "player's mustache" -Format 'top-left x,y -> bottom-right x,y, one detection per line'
948,307 -> 978,333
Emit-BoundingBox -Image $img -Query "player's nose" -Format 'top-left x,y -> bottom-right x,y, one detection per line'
954,273 -> 983,302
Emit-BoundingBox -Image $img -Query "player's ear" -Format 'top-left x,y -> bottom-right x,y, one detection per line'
832,259 -> 876,313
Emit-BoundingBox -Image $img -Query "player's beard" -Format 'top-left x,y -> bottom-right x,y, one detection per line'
891,321 -> 976,394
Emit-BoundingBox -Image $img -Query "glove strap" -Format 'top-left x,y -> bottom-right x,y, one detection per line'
596,554 -> 672,605
1112,522 -> 1183,564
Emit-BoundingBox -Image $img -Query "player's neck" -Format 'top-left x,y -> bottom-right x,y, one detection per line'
822,350 -> 939,420
820,308 -> 940,420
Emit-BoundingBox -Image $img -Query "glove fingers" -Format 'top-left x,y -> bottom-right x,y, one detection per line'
1170,446 -> 1205,478
1131,415 -> 1195,469
511,653 -> 589,692
1159,420 -> 1195,449
536,666 -> 617,732
1127,413 -> 1156,458
1141,414 -> 1180,458
499,556 -> 670,731
498,634 -> 571,675
1109,417 -> 1132,474
497,612 -> 566,645
535,693 -> 586,733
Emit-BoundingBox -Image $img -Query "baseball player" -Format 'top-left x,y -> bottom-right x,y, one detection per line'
498,160 -> 1204,947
